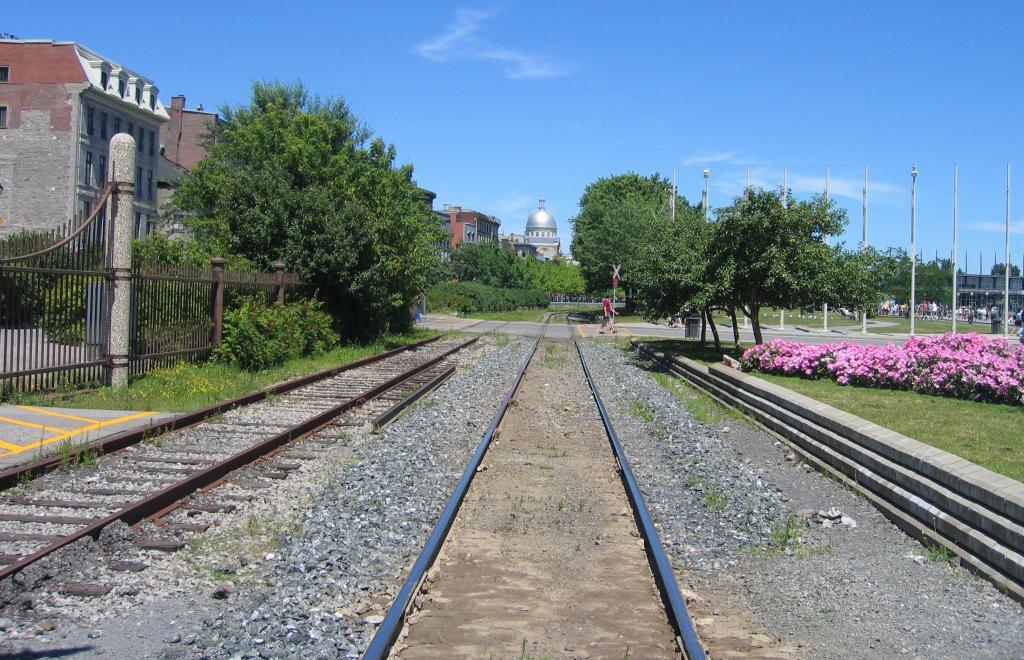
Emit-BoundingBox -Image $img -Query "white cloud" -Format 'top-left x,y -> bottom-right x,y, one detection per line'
490,194 -> 536,221
966,221 -> 1024,234
680,152 -> 737,167
415,8 -> 567,79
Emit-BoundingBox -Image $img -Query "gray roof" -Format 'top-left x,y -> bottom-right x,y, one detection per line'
526,198 -> 557,232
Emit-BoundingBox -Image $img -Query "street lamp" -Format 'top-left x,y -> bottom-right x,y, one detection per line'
910,165 -> 918,336
703,168 -> 710,220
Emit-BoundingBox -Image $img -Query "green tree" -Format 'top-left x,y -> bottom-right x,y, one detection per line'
522,258 -> 585,293
570,173 -> 672,294
173,80 -> 441,339
709,189 -> 857,344
991,262 -> 1021,277
449,241 -> 526,288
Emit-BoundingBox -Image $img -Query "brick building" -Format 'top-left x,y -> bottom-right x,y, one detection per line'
441,205 -> 500,250
0,40 -> 168,237
156,96 -> 220,237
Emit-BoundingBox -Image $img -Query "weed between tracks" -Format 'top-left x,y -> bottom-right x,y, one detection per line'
628,399 -> 655,423
701,487 -> 728,512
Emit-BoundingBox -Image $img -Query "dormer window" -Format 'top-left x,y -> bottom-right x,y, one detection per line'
135,86 -> 142,104
118,78 -> 126,97
100,70 -> 109,90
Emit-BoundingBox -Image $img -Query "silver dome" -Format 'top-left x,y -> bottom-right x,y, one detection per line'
526,198 -> 557,232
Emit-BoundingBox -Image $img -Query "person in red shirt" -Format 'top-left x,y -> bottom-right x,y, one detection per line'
599,296 -> 617,334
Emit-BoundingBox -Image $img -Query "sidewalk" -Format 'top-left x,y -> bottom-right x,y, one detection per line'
0,405 -> 172,469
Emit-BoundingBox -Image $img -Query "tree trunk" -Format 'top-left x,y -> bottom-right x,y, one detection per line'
749,303 -> 764,345
705,307 -> 721,351
728,307 -> 741,347
700,310 -> 707,344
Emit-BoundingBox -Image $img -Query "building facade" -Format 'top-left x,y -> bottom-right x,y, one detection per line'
524,198 -> 560,260
956,272 -> 1024,311
0,40 -> 168,237
501,232 -> 538,258
157,95 -> 220,237
442,205 -> 500,250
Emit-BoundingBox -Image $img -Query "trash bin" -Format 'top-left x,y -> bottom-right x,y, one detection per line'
685,316 -> 701,339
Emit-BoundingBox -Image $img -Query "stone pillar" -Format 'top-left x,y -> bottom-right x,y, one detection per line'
211,257 -> 226,348
273,261 -> 286,304
106,133 -> 135,387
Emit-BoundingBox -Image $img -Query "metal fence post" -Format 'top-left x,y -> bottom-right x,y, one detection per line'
273,261 -> 286,304
106,133 -> 135,387
211,258 -> 226,348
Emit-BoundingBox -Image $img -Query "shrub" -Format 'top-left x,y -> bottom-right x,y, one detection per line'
741,333 -> 1024,406
217,298 -> 338,371
427,281 -> 549,314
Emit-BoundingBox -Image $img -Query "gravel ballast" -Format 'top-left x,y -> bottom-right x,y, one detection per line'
581,340 -> 1024,658
184,336 -> 532,659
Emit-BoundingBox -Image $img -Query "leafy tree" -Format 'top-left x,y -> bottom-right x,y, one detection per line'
173,81 -> 441,339
522,258 -> 585,293
449,241 -> 526,288
570,173 -> 672,294
708,189 -> 858,344
991,262 -> 1021,277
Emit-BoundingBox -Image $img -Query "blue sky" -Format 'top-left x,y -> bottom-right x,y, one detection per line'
11,2 -> 1023,270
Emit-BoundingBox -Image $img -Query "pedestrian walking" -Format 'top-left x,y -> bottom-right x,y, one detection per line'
599,296 -> 617,334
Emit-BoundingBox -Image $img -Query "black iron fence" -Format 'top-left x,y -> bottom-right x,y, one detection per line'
1,205 -> 318,394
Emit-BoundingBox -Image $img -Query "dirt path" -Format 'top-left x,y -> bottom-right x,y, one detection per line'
396,340 -> 678,659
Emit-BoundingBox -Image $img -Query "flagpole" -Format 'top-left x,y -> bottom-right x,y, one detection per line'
1004,162 -> 1012,336
780,165 -> 788,331
823,165 -> 830,332
862,165 -> 869,334
952,164 -> 958,334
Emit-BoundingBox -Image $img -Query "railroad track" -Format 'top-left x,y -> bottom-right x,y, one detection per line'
0,335 -> 478,595
363,319 -> 706,659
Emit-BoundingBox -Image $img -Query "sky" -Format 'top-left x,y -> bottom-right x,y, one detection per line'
8,2 -> 1024,271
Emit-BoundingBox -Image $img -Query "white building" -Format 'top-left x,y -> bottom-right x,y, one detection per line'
524,198 -> 560,260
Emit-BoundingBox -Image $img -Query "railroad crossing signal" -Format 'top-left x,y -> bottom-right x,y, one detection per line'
612,264 -> 621,289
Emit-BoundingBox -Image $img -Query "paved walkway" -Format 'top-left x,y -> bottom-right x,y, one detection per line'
0,405 -> 172,469
419,314 -> 1012,346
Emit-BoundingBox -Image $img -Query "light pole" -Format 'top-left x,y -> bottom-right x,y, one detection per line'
703,168 -> 710,220
952,164 -> 958,334
862,165 -> 869,334
823,165 -> 830,332
910,165 -> 918,336
780,165 -> 788,331
1004,162 -> 1012,336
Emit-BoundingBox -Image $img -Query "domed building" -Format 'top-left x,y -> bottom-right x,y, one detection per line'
524,198 -> 561,260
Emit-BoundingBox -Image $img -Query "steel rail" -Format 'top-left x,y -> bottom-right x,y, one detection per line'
0,336 -> 476,583
371,365 -> 456,430
0,335 -> 443,490
363,320 -> 549,659
570,325 -> 707,660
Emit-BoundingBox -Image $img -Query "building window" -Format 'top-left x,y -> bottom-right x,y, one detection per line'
113,116 -> 120,134
83,201 -> 92,222
98,155 -> 106,186
137,125 -> 144,151
0,66 -> 9,83
0,106 -> 7,129
84,150 -> 93,185
86,106 -> 94,136
134,211 -> 142,238
149,94 -> 156,110
147,169 -> 153,200
118,78 -> 126,97
99,112 -> 107,139
135,166 -> 142,192
100,70 -> 109,90
148,130 -> 155,155
135,86 -> 142,104
127,121 -> 134,142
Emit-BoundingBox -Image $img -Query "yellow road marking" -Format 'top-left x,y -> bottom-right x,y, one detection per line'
577,324 -> 587,338
0,415 -> 69,433
0,410 -> 157,457
15,405 -> 99,424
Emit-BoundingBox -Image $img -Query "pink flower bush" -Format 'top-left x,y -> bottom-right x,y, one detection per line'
741,333 -> 1024,405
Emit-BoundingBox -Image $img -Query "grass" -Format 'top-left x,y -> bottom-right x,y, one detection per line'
540,343 -> 566,368
9,329 -> 439,413
641,338 -> 750,366
464,308 -> 551,322
753,372 -> 1024,483
651,372 -> 742,425
628,399 -> 655,423
702,487 -> 728,512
